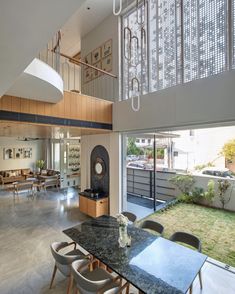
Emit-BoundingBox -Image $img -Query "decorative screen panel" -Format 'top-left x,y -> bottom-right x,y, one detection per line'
232,0 -> 235,68
122,0 -> 231,100
184,0 -> 227,82
149,0 -> 181,92
122,4 -> 148,100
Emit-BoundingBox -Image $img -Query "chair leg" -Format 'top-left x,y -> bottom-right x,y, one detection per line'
198,270 -> 203,289
189,284 -> 193,294
49,264 -> 57,289
67,274 -> 73,294
125,283 -> 130,294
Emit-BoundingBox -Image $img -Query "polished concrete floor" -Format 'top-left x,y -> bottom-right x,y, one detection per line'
127,201 -> 154,219
0,187 -> 234,294
0,187 -> 88,294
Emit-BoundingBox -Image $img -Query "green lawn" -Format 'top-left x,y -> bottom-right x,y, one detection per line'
143,203 -> 235,267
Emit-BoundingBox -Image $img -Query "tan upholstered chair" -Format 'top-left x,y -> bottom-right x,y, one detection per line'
71,259 -> 130,294
50,241 -> 87,294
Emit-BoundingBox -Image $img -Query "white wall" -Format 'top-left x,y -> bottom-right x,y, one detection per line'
113,70 -> 235,132
0,137 -> 44,171
0,0 -> 85,97
80,133 -> 121,216
81,14 -> 119,101
194,175 -> 235,212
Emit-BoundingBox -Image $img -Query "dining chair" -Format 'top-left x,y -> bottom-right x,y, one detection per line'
71,259 -> 130,294
121,211 -> 137,224
50,241 -> 88,294
169,232 -> 203,294
139,220 -> 164,236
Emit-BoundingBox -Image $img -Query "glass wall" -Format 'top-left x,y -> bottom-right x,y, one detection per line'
122,0 -> 234,99
123,125 -> 235,218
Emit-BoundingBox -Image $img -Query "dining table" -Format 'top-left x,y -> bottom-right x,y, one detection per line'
63,215 -> 207,294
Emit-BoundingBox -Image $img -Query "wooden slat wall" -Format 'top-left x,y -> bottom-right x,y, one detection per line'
0,91 -> 112,124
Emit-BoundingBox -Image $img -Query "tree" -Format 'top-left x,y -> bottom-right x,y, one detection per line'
221,139 -> 235,162
145,148 -> 153,159
127,138 -> 143,156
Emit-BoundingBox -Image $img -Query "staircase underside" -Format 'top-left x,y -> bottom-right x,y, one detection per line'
6,59 -> 63,103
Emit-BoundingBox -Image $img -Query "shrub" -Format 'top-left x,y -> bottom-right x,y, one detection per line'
169,175 -> 215,204
194,162 -> 215,171
169,174 -> 195,196
217,179 -> 232,209
204,180 -> 215,202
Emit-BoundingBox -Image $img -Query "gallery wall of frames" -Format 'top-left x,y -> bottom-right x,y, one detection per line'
3,147 -> 32,160
83,39 -> 112,84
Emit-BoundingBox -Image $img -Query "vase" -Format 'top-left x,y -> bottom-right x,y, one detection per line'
118,225 -> 131,248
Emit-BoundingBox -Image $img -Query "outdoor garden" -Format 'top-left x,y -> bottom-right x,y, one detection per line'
129,134 -> 235,267
144,173 -> 235,267
147,203 -> 235,267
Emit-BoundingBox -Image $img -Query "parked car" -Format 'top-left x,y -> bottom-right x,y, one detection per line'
201,167 -> 234,179
126,155 -> 139,162
127,161 -> 146,169
143,163 -> 153,170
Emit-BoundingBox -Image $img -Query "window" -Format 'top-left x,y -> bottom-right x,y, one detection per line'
51,142 -> 60,171
122,0 -> 231,100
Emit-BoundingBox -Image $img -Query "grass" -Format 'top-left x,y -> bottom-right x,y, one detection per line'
144,203 -> 235,267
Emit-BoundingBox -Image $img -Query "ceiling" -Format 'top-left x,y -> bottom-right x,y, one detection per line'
0,0 -> 85,97
0,121 -> 111,139
60,0 -> 114,56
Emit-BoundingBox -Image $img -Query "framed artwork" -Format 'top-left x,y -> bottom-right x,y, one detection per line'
84,52 -> 92,68
92,47 -> 101,64
23,148 -> 32,159
91,61 -> 102,80
101,55 -> 112,72
15,148 -> 24,159
3,148 -> 14,160
84,68 -> 92,83
102,39 -> 112,58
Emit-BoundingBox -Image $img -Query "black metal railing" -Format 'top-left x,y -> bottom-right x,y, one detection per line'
127,167 -> 177,202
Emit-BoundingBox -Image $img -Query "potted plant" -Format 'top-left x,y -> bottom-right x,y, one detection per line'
36,160 -> 45,174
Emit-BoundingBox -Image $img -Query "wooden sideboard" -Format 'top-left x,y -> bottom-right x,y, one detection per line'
79,195 -> 109,218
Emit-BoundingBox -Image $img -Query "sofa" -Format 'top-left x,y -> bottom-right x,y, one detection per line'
38,169 -> 60,177
37,169 -> 60,189
0,168 -> 33,185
